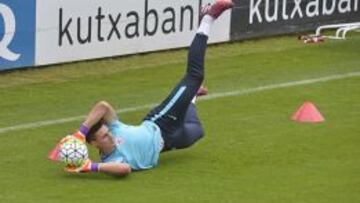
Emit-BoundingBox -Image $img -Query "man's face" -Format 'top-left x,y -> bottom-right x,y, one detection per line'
91,125 -> 114,151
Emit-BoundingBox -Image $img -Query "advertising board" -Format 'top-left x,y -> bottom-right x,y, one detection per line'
36,0 -> 231,65
231,0 -> 360,40
0,0 -> 36,70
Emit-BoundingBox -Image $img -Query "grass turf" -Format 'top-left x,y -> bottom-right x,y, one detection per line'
0,33 -> 359,202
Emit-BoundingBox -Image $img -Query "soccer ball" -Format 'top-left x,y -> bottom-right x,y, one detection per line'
59,137 -> 88,167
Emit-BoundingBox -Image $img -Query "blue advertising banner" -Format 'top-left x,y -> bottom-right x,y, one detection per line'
0,0 -> 36,70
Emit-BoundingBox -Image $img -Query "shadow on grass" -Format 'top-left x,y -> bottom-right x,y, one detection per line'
158,149 -> 198,168
59,172 -> 130,181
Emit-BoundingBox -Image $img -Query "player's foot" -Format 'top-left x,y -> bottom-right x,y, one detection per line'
199,0 -> 234,21
196,86 -> 208,97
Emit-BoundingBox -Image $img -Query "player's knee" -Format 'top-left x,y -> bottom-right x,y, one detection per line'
196,127 -> 205,140
186,124 -> 205,145
187,130 -> 204,148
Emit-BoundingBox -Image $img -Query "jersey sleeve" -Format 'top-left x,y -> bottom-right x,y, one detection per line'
107,119 -> 122,137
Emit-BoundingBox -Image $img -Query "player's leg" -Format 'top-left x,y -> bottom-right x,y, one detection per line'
144,0 -> 233,150
162,103 -> 204,151
144,33 -> 208,132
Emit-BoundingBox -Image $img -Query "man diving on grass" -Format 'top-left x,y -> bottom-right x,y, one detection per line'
49,0 -> 234,176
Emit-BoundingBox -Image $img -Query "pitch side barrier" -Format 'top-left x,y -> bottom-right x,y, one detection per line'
230,0 -> 360,40
314,22 -> 360,39
0,0 -> 359,71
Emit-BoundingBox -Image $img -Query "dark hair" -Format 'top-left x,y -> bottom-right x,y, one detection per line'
86,119 -> 106,143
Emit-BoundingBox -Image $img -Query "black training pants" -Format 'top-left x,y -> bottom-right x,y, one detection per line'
144,34 -> 208,151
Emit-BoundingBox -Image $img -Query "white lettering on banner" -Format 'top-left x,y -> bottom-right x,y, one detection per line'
0,4 -> 20,61
58,0 -> 195,46
36,0 -> 231,65
290,0 -> 303,19
265,0 -> 278,22
322,0 -> 336,15
306,0 -> 319,17
282,0 -> 289,20
338,0 -> 352,13
250,0 -> 262,23
249,0 -> 359,24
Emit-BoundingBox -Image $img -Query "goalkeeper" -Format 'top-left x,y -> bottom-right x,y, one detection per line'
50,0 -> 234,176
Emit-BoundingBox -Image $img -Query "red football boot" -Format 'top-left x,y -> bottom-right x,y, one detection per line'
199,0 -> 234,21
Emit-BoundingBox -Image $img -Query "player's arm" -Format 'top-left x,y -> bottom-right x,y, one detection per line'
66,160 -> 132,176
82,101 -> 118,128
74,101 -> 118,139
98,162 -> 132,176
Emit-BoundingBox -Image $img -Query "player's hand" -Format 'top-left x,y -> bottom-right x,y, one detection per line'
72,131 -> 86,143
65,159 -> 94,173
48,135 -> 76,161
59,131 -> 85,144
59,135 -> 73,144
48,132 -> 85,162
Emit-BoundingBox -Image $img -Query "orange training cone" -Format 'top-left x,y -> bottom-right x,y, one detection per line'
291,101 -> 325,123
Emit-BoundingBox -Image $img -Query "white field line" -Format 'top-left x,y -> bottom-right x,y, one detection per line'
200,71 -> 360,101
0,71 -> 359,134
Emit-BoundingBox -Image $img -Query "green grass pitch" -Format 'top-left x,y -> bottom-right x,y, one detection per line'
0,33 -> 359,202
